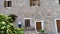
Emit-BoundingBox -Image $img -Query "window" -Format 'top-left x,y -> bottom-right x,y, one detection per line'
4,1 -> 12,7
30,0 -> 40,6
59,0 -> 60,4
25,19 -> 30,27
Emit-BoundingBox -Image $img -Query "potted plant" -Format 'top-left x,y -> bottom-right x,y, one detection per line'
39,30 -> 44,34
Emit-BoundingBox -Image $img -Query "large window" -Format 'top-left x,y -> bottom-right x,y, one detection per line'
4,1 -> 12,7
30,0 -> 40,6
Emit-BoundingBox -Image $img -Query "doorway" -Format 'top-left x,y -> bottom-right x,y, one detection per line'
56,20 -> 60,33
35,21 -> 43,32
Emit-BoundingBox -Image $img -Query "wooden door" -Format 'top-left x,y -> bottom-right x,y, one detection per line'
36,22 -> 42,32
25,19 -> 30,27
56,20 -> 60,33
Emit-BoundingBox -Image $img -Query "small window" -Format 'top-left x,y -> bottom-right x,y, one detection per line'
30,0 -> 40,6
59,0 -> 60,4
4,1 -> 12,7
25,19 -> 30,27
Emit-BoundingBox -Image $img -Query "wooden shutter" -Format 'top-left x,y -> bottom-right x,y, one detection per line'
38,0 -> 40,6
4,1 -> 7,7
30,0 -> 32,6
25,19 -> 30,27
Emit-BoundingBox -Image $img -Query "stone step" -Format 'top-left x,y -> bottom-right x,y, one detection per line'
24,27 -> 35,31
25,31 -> 37,34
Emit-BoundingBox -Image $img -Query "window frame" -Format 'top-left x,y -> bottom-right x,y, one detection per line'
4,0 -> 13,7
30,0 -> 40,6
24,18 -> 31,27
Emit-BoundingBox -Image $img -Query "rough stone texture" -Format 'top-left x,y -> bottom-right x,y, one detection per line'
0,0 -> 60,34
25,31 -> 37,34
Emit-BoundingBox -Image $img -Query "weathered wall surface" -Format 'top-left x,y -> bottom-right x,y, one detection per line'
0,0 -> 60,34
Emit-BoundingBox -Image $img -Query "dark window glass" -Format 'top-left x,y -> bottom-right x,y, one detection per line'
59,0 -> 60,4
8,1 -> 12,7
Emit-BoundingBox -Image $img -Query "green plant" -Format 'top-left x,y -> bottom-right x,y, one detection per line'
0,14 -> 24,34
8,14 -> 17,23
40,30 -> 44,33
21,31 -> 24,34
38,30 -> 45,34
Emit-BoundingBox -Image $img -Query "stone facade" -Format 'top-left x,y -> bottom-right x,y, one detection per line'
0,0 -> 60,34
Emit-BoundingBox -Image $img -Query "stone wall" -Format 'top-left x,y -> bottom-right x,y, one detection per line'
0,0 -> 60,34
